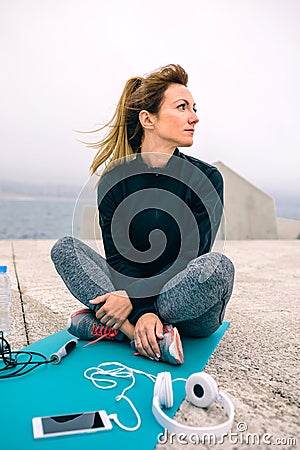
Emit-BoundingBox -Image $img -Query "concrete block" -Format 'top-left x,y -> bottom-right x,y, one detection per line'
277,217 -> 300,239
214,162 -> 278,240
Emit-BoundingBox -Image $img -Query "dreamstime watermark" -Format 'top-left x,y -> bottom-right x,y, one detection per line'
157,422 -> 297,446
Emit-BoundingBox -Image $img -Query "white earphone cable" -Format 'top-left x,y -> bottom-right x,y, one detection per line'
84,362 -> 235,437
84,361 -> 163,432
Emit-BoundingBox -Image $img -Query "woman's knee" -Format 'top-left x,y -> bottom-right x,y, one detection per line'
50,235 -> 75,263
218,252 -> 234,273
205,252 -> 234,272
187,252 -> 234,286
217,253 -> 235,292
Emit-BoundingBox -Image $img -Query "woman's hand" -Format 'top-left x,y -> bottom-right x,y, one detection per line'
90,290 -> 133,329
134,313 -> 164,360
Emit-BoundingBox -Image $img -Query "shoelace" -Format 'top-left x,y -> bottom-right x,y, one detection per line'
84,325 -> 119,347
162,324 -> 173,333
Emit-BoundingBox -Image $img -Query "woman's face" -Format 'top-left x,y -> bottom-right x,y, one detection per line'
152,83 -> 199,148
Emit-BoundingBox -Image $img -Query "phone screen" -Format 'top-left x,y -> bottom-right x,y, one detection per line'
41,412 -> 105,434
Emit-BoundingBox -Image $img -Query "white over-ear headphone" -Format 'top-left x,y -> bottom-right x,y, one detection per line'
152,371 -> 234,437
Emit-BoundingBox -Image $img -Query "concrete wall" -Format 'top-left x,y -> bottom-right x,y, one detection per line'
214,161 -> 278,240
277,217 -> 300,239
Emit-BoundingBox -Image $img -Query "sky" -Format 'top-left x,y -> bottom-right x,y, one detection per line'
0,0 -> 299,199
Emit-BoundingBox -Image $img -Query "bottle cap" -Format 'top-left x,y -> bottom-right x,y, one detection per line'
0,266 -> 7,273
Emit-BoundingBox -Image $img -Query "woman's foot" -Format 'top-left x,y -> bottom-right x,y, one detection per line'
131,324 -> 184,365
67,309 -> 125,345
159,325 -> 184,365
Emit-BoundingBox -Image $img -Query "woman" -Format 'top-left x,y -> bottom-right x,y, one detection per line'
51,64 -> 234,365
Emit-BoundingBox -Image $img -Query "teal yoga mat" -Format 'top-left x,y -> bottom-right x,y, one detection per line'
0,322 -> 229,450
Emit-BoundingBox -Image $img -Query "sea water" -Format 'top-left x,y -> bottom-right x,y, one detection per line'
0,198 -> 82,239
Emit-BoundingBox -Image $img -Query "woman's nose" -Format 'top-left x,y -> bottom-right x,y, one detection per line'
189,111 -> 199,124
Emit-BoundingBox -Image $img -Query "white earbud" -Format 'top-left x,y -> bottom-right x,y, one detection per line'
152,371 -> 234,438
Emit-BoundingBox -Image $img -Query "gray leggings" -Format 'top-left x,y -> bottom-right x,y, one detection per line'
51,236 -> 234,337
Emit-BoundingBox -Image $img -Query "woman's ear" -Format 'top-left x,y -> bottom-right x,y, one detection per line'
139,110 -> 156,130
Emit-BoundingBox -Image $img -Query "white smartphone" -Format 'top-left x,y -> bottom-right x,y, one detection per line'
32,410 -> 113,439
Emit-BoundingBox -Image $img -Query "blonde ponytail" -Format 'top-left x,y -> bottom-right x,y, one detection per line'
88,77 -> 143,176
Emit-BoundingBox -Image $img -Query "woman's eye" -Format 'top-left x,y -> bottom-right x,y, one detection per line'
178,104 -> 186,110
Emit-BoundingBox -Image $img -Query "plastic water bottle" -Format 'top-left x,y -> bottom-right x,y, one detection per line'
0,266 -> 11,337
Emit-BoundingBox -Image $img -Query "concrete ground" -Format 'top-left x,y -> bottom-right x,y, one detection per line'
0,239 -> 299,449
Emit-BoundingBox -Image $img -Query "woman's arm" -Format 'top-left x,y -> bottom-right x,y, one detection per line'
90,290 -> 132,329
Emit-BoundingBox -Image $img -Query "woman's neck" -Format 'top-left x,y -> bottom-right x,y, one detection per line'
140,149 -> 175,168
140,141 -> 176,168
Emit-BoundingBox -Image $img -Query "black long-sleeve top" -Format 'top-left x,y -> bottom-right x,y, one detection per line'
97,148 -> 223,324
